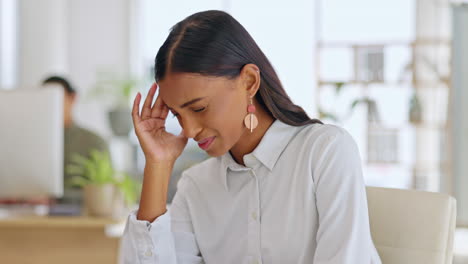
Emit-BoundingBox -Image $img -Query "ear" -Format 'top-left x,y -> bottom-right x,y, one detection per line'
239,64 -> 261,98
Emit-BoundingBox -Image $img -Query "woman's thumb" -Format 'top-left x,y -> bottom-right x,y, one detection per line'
178,129 -> 188,141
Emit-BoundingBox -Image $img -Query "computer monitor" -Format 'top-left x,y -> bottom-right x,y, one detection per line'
0,87 -> 64,199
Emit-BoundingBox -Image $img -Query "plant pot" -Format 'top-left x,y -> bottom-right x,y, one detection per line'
111,188 -> 131,220
108,108 -> 133,137
83,184 -> 116,217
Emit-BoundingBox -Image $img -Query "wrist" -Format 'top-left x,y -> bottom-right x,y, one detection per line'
144,158 -> 176,169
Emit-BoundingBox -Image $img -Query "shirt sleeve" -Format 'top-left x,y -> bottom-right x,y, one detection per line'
312,129 -> 381,264
118,174 -> 204,264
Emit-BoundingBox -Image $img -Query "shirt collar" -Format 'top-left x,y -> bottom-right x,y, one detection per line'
218,119 -> 301,191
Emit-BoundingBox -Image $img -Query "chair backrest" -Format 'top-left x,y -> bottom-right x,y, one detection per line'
366,187 -> 456,264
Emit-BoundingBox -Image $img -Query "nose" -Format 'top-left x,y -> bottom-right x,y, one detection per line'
180,116 -> 202,139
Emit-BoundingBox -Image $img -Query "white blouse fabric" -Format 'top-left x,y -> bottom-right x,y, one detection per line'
119,119 -> 382,264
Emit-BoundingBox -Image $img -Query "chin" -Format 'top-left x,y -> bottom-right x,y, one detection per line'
205,148 -> 225,157
204,143 -> 229,157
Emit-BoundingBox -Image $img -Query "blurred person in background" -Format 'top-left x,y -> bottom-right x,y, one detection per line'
43,76 -> 109,204
0,76 -> 109,206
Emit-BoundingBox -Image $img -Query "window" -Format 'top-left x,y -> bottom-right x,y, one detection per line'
0,0 -> 18,90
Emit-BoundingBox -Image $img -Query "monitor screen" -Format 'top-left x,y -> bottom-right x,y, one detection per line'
0,87 -> 64,199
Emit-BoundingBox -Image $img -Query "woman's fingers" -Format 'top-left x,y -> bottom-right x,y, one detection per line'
160,104 -> 169,120
132,92 -> 142,126
133,82 -> 168,126
151,94 -> 165,119
141,83 -> 158,120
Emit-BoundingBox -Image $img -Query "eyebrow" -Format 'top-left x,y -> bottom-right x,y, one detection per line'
179,97 -> 206,108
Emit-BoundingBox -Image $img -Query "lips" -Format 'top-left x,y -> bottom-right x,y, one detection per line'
197,136 -> 216,150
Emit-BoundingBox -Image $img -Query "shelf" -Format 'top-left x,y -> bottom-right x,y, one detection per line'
318,80 -> 410,86
317,39 -> 451,49
317,80 -> 449,88
0,215 -> 123,228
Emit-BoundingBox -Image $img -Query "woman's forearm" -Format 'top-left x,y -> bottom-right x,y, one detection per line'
136,161 -> 174,222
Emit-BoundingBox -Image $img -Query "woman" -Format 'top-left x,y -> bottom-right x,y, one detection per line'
120,10 -> 381,264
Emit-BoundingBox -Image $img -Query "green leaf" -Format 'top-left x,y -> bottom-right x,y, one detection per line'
318,108 -> 339,122
67,176 -> 90,188
65,164 -> 84,176
67,149 -> 141,205
88,71 -> 141,107
67,149 -> 115,185
333,82 -> 346,94
115,173 -> 141,206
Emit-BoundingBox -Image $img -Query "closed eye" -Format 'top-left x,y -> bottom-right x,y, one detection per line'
171,107 -> 206,118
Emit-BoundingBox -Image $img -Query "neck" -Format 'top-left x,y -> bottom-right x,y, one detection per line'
64,116 -> 73,128
229,107 -> 275,166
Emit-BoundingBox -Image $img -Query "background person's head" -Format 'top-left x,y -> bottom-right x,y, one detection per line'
42,76 -> 76,128
155,10 -> 322,157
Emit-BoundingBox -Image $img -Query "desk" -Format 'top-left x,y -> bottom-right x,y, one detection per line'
0,216 -> 124,264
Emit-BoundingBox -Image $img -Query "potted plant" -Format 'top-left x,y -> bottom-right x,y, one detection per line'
66,149 -> 140,218
115,172 -> 141,208
89,71 -> 140,137
408,92 -> 423,124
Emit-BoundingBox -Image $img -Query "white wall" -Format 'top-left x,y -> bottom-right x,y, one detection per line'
0,0 -> 19,89
67,0 -> 131,137
18,0 -> 68,87
452,3 -> 468,225
229,0 -> 316,116
16,0 -> 132,137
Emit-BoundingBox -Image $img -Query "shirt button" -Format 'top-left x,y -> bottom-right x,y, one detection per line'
145,249 -> 153,257
251,212 -> 257,221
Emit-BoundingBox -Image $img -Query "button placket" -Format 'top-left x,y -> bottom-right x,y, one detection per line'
247,168 -> 262,264
251,211 -> 257,221
145,249 -> 153,257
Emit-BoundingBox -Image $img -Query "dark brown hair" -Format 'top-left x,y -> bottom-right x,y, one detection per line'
154,10 -> 322,127
43,76 -> 76,95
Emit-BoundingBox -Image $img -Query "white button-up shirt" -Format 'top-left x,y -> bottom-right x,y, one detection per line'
119,120 -> 382,264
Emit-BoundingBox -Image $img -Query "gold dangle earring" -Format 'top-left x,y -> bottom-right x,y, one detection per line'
244,97 -> 258,133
